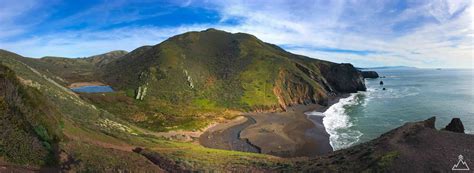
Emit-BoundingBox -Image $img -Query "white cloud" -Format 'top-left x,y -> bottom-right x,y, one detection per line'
203,0 -> 474,68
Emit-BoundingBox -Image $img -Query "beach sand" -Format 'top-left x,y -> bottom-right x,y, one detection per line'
241,104 -> 332,157
199,116 -> 260,153
199,95 -> 349,157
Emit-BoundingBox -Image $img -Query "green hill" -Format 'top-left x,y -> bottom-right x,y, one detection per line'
98,29 -> 366,131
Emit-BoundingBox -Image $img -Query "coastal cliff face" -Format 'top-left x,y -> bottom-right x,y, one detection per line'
322,63 -> 367,93
273,62 -> 366,108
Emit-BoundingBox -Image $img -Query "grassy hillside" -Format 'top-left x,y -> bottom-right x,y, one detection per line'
0,64 -> 60,166
0,50 -> 159,170
0,49 -> 295,171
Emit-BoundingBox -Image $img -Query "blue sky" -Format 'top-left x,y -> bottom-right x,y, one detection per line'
0,0 -> 472,68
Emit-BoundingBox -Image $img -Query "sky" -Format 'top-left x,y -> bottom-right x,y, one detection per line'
0,0 -> 473,68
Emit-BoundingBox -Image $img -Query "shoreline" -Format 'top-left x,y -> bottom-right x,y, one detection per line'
199,116 -> 260,153
199,94 -> 351,157
242,104 -> 332,157
68,81 -> 107,88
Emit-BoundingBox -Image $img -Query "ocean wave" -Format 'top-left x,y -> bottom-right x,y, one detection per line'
321,93 -> 364,150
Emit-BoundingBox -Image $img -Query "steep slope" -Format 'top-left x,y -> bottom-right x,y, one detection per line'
0,64 -> 61,167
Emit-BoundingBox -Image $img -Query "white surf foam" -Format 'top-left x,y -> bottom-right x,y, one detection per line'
321,93 -> 363,150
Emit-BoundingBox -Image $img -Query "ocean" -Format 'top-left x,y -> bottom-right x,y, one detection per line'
313,68 -> 474,150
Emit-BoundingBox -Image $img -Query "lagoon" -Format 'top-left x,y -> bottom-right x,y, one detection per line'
71,86 -> 114,93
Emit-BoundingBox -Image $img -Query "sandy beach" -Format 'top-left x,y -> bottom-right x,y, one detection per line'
241,104 -> 332,157
199,116 -> 260,153
199,95 -> 349,157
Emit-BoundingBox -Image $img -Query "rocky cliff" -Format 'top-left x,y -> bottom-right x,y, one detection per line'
322,63 -> 367,93
360,71 -> 379,78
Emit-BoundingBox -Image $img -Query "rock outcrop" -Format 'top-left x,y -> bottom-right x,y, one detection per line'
322,63 -> 367,93
443,118 -> 465,133
360,71 -> 379,78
